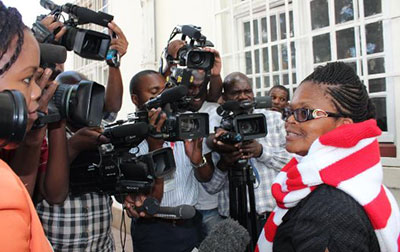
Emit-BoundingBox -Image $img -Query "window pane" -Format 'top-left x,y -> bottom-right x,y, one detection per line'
368,57 -> 385,74
291,42 -> 296,68
335,0 -> 354,24
256,77 -> 261,89
256,91 -> 262,97
283,73 -> 289,85
281,44 -> 288,70
292,73 -> 297,85
313,33 -> 331,63
364,0 -> 382,17
264,76 -> 270,88
311,0 -> 330,30
289,11 -> 294,37
244,21 -> 251,47
336,28 -> 356,59
346,61 -> 357,73
261,17 -> 268,43
262,47 -> 269,73
255,49 -> 260,73
273,74 -> 280,85
253,19 -> 259,45
371,97 -> 387,131
369,78 -> 386,93
245,51 -> 252,74
280,13 -> 287,39
272,45 -> 279,71
366,21 -> 384,54
270,15 -> 277,41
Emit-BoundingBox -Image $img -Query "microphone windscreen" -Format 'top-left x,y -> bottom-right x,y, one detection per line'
199,218 -> 250,252
160,85 -> 188,103
254,96 -> 272,109
104,122 -> 148,139
177,205 -> 196,219
221,100 -> 241,112
39,43 -> 67,65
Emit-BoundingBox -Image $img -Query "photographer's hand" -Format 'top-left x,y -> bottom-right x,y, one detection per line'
240,140 -> 262,159
184,138 -> 203,165
34,68 -> 58,113
203,47 -> 223,102
211,128 -> 240,153
147,108 -> 166,151
39,15 -> 67,41
203,48 -> 222,76
217,151 -> 242,172
108,21 -> 128,57
67,127 -> 109,161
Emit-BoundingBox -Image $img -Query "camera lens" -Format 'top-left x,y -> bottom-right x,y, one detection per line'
239,120 -> 259,135
180,118 -> 199,133
189,51 -> 203,64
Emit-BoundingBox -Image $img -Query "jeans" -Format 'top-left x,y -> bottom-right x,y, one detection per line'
198,208 -> 223,239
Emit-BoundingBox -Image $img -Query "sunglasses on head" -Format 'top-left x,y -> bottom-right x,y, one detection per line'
282,108 -> 342,122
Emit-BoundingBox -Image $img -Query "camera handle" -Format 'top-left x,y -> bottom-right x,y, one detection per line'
228,158 -> 258,252
106,32 -> 120,68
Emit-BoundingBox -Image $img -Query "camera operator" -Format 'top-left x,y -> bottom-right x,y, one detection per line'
35,20 -> 127,251
0,1 -> 53,250
162,39 -> 223,103
203,72 -> 292,235
126,69 -> 217,252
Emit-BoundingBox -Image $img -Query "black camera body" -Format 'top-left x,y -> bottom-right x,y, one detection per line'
137,85 -> 209,142
35,0 -> 114,61
69,121 -> 176,196
217,97 -> 272,144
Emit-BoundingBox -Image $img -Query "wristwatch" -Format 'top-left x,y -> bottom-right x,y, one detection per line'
191,156 -> 207,169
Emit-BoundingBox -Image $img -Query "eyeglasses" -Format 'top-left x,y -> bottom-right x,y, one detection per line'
282,108 -> 343,122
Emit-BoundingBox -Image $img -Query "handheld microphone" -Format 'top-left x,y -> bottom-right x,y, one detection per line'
137,197 -> 196,219
197,218 -> 251,252
144,85 -> 188,110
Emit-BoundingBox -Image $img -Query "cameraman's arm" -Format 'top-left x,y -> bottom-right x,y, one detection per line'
67,127 -> 109,161
147,108 -> 166,151
203,48 -> 223,102
104,22 -> 128,113
39,120 -> 69,204
39,15 -> 67,42
184,138 -> 214,182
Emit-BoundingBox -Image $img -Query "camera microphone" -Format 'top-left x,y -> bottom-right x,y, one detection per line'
136,197 -> 196,219
144,85 -> 188,110
176,25 -> 202,40
62,3 -> 113,27
103,122 -> 149,139
254,96 -> 272,109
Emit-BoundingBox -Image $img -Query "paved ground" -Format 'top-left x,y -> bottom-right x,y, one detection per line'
112,226 -> 133,252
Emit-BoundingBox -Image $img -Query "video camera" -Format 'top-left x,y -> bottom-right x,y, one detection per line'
69,121 -> 176,196
166,25 -> 215,71
216,97 -> 272,144
135,85 -> 209,142
34,0 -> 118,64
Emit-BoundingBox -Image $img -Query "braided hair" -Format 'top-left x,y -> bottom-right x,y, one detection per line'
0,1 -> 26,76
303,62 -> 376,122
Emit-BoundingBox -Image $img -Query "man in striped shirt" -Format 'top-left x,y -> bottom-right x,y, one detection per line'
126,70 -> 216,252
202,72 -> 292,236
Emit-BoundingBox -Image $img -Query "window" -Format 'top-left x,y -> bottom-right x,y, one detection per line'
215,0 -> 394,142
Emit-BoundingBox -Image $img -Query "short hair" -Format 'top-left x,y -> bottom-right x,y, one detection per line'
223,72 -> 251,93
129,70 -> 160,95
302,61 -> 375,122
268,85 -> 290,101
0,1 -> 26,76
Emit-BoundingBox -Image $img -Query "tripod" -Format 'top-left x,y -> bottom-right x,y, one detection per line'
228,158 -> 258,251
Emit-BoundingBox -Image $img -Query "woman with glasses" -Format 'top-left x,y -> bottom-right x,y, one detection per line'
256,62 -> 400,251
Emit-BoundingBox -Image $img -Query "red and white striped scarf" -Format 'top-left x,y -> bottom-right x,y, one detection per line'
256,119 -> 400,252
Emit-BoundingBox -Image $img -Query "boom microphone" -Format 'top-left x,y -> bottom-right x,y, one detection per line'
63,3 -> 113,27
176,25 -> 202,40
196,218 -> 251,252
144,85 -> 188,110
137,197 -> 196,219
103,122 -> 149,139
